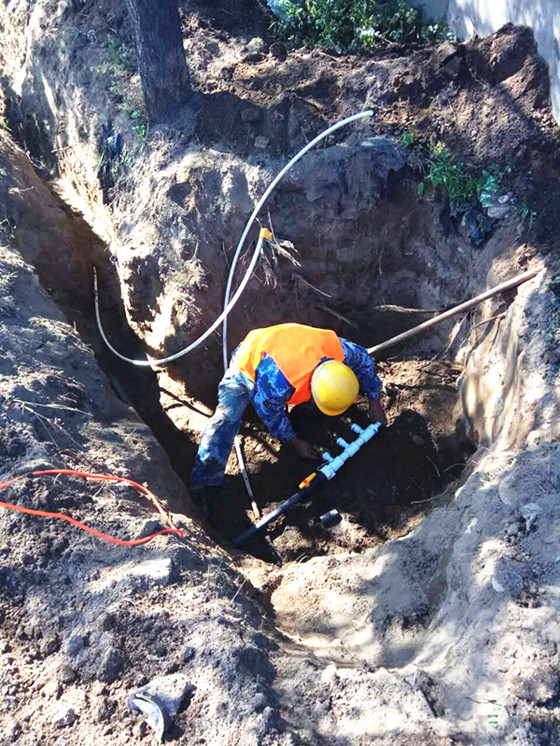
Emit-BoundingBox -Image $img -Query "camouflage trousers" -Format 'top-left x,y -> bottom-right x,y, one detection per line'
190,365 -> 255,488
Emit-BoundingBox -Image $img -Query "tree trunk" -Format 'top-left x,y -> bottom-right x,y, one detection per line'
125,0 -> 192,129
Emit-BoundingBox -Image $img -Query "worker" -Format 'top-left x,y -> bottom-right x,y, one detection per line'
191,323 -> 386,492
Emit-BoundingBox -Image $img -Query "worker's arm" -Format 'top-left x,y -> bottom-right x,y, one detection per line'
252,355 -> 297,441
253,356 -> 320,459
340,338 -> 387,425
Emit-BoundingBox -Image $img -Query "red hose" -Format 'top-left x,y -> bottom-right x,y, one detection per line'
0,469 -> 185,546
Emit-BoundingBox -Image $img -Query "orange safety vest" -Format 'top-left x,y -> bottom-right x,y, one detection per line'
234,323 -> 344,405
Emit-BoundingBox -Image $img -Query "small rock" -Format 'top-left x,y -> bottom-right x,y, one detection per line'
262,705 -> 278,723
512,671 -> 559,704
492,558 -> 524,592
53,706 -> 77,729
41,634 -> 60,656
443,56 -> 461,79
92,697 -> 115,724
241,37 -> 266,62
254,135 -> 270,149
42,680 -> 63,699
498,194 -> 511,204
66,633 -> 87,657
180,645 -> 195,664
539,639 -> 558,657
204,40 -> 220,56
520,503 -> 542,531
124,558 -> 176,590
320,663 -> 338,684
57,663 -> 78,685
269,41 -> 287,61
100,612 -> 116,631
241,107 -> 263,123
251,692 -> 268,713
133,720 -> 150,740
165,660 -> 180,675
439,41 -> 458,62
253,706 -> 279,737
7,719 -> 21,742
314,698 -> 331,714
52,537 -> 68,554
248,37 -> 266,53
136,519 -> 164,540
487,205 -> 511,219
491,577 -> 505,593
98,647 -> 124,684
23,623 -> 40,640
241,51 -> 263,63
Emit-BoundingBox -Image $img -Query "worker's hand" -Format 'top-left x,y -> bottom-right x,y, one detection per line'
292,437 -> 321,460
368,399 -> 387,426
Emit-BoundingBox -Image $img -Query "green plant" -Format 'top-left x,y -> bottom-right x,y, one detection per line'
107,35 -> 134,73
110,80 -> 125,99
547,303 -> 560,347
275,0 -> 448,51
418,142 -> 504,209
412,138 -> 537,243
516,203 -> 537,228
121,150 -> 134,170
126,106 -> 147,145
401,130 -> 415,147
548,275 -> 560,348
91,34 -> 147,147
95,151 -> 106,172
478,166 -> 508,204
131,120 -> 147,145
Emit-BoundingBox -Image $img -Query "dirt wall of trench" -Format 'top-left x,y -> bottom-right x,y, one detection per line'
461,256 -> 560,450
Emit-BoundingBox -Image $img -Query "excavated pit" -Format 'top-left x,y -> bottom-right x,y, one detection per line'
2,7 -> 555,569
0,6 -> 548,568
48,252 -> 477,566
7,149 -> 486,565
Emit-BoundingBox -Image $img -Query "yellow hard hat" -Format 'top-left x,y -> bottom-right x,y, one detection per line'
311,360 -> 359,416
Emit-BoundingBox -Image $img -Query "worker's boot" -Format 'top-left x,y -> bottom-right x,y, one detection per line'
190,485 -> 210,521
190,485 -> 224,522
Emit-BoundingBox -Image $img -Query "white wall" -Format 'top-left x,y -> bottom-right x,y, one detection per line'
411,0 -> 560,124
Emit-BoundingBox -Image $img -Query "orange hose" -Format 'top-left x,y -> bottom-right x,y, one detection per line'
0,469 -> 185,546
